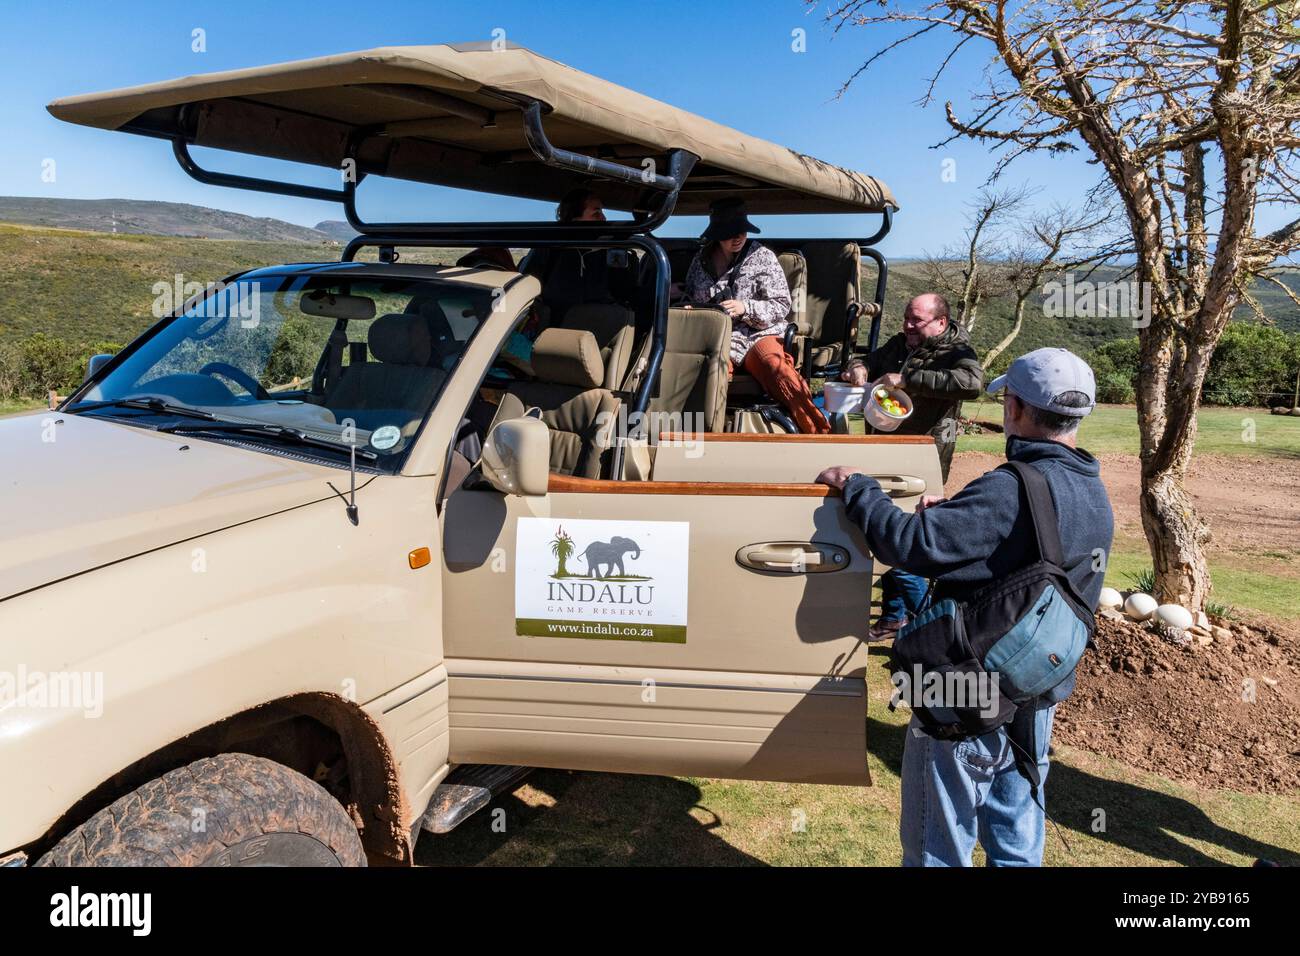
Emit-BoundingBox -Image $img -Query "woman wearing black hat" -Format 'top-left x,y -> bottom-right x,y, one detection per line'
683,198 -> 830,433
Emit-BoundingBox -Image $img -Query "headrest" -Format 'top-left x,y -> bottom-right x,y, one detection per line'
530,328 -> 603,389
369,313 -> 432,366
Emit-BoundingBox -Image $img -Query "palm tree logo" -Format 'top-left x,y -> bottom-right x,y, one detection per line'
549,526 -> 576,578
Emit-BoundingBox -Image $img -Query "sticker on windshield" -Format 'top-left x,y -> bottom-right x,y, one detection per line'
514,517 -> 689,644
369,425 -> 401,450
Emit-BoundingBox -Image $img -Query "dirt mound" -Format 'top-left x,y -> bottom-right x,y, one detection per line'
1056,614 -> 1300,793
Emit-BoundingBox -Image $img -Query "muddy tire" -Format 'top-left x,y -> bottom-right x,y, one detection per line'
36,753 -> 366,867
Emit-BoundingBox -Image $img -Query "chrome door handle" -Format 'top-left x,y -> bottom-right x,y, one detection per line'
736,542 -> 850,574
871,474 -> 926,498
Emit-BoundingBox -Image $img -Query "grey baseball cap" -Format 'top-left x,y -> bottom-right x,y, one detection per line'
986,347 -> 1096,417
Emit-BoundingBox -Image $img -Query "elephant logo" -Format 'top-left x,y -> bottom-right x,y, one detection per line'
579,536 -> 644,580
547,526 -> 652,581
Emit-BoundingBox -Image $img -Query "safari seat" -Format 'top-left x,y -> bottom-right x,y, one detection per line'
325,312 -> 448,433
561,302 -> 636,391
487,328 -> 619,479
624,307 -> 730,434
799,241 -> 861,376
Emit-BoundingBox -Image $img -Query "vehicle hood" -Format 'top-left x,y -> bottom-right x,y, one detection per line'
0,412 -> 353,600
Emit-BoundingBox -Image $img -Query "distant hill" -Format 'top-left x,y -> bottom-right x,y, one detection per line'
314,220 -> 359,242
0,222 -> 462,348
1246,271 -> 1300,332
0,196 -> 340,244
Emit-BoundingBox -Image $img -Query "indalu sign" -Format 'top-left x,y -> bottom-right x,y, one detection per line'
514,517 -> 690,643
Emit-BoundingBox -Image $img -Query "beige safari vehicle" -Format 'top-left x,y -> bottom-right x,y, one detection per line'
1,44 -> 939,867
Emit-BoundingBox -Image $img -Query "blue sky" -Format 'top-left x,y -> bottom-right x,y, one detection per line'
2,0 -> 1116,256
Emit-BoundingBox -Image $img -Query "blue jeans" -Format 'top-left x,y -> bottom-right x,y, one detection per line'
900,702 -> 1056,866
879,568 -> 929,625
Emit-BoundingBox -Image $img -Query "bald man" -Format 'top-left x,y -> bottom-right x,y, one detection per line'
841,293 -> 983,639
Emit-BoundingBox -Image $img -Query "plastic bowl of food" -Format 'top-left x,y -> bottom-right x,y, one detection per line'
863,385 -> 914,432
821,381 -> 868,414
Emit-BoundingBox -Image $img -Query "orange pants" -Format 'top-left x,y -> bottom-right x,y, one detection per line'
730,335 -> 831,434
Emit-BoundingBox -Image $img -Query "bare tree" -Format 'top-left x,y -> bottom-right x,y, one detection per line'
983,204 -> 1108,367
822,0 -> 1300,611
919,186 -> 1028,331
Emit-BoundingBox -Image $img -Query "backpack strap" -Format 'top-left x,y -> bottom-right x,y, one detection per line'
999,461 -> 1064,567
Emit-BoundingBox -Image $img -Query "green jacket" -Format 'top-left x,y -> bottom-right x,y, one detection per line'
848,323 -> 983,481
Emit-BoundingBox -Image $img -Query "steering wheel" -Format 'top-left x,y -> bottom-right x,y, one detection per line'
198,362 -> 271,400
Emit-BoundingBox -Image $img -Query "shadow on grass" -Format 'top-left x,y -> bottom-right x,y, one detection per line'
867,712 -> 1300,867
417,769 -> 766,866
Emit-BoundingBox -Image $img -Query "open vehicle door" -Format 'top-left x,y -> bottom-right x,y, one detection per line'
438,433 -> 942,786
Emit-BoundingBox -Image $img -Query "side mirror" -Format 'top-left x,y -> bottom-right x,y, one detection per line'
480,415 -> 550,496
84,353 -> 114,382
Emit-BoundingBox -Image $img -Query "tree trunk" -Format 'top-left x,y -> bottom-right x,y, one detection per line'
1135,120 -> 1257,611
1137,447 -> 1213,610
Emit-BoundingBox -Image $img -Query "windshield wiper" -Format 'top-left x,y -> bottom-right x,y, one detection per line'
157,420 -> 379,461
68,396 -> 219,421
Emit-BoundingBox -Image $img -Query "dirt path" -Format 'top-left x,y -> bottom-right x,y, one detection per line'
949,451 -> 1300,559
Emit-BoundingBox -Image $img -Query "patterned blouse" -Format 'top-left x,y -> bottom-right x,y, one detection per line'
684,242 -> 791,365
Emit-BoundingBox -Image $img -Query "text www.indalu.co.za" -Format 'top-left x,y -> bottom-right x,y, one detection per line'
544,622 -> 654,638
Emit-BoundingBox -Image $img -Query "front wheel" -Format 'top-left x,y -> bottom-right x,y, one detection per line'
36,753 -> 366,867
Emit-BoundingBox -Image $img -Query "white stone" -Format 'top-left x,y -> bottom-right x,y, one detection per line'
1124,592 -> 1158,621
1154,603 -> 1194,630
1098,587 -> 1123,610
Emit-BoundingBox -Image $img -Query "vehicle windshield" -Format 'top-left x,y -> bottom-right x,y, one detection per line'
72,273 -> 500,468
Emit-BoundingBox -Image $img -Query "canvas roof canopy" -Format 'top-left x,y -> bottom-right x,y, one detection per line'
47,43 -> 897,219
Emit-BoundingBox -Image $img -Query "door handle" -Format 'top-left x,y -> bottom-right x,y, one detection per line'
736,542 -> 850,574
870,474 -> 926,498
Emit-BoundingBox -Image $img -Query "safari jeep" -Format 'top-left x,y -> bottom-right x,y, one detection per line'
0,44 -> 940,867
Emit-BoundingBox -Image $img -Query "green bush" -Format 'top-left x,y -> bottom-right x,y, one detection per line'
7,334 -> 79,398
1094,370 -> 1135,404
1203,322 -> 1300,407
264,316 -> 323,387
0,335 -> 124,401
1090,337 -> 1139,403
1083,329 -> 1300,407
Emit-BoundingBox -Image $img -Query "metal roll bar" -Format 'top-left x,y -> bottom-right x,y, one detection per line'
339,233 -> 671,429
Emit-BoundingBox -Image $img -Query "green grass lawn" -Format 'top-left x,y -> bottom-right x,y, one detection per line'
956,401 -> 1300,459
0,398 -> 44,417
421,661 -> 1300,867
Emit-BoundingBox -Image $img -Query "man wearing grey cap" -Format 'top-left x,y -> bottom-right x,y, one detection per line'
818,348 -> 1114,866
